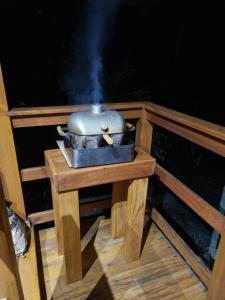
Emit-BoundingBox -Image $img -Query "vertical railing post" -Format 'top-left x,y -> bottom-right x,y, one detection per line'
135,106 -> 153,153
0,175 -> 24,300
0,65 -> 26,219
207,225 -> 225,300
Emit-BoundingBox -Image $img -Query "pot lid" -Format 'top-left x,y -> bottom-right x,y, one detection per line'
68,104 -> 126,135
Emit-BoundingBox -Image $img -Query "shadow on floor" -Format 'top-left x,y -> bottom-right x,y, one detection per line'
87,275 -> 114,300
34,214 -> 151,299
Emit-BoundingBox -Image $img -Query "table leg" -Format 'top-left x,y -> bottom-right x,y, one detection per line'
51,180 -> 64,255
124,178 -> 149,262
111,181 -> 129,239
58,190 -> 82,283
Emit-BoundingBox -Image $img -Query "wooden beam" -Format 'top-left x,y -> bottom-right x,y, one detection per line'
50,180 -> 63,255
0,175 -> 24,300
208,186 -> 225,261
58,189 -> 82,283
155,163 -> 225,233
28,198 -> 112,225
20,166 -> 48,182
207,225 -> 225,299
28,209 -> 54,225
135,109 -> 153,153
124,178 -> 149,262
111,181 -> 128,239
17,227 -> 41,300
12,114 -> 69,128
151,208 -> 211,287
145,102 -> 225,143
9,103 -> 143,128
147,112 -> 225,157
11,109 -> 142,128
80,198 -> 111,215
0,67 -> 26,219
45,148 -> 155,193
121,109 -> 142,119
9,102 -> 144,116
0,115 -> 27,218
0,66 -> 8,113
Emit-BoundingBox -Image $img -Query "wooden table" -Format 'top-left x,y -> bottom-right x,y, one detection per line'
45,148 -> 155,283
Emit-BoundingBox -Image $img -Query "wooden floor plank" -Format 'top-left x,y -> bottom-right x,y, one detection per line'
38,217 -> 206,300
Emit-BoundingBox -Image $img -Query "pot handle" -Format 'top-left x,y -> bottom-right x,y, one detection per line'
126,122 -> 136,132
57,125 -> 67,137
103,133 -> 113,145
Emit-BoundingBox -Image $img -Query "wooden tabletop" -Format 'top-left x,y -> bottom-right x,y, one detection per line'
45,148 -> 155,192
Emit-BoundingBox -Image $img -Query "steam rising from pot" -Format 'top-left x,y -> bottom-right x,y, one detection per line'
63,0 -> 120,104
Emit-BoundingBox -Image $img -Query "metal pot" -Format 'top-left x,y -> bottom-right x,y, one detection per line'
58,104 -> 135,149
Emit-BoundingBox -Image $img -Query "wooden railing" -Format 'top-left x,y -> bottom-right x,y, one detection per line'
1,67 -> 225,299
145,102 -> 225,300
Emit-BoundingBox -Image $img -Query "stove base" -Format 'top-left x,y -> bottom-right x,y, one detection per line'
62,140 -> 134,168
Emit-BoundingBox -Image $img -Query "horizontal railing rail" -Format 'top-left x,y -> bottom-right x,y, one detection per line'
145,102 -> 225,142
150,207 -> 211,287
155,163 -> 225,233
9,102 -> 144,128
146,111 -> 225,157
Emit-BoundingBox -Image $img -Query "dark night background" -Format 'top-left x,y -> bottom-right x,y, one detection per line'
1,1 -> 225,269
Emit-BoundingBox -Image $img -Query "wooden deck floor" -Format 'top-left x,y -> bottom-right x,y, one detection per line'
38,216 -> 207,299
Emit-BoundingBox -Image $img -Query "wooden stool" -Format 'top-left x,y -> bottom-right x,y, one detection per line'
45,148 -> 155,283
